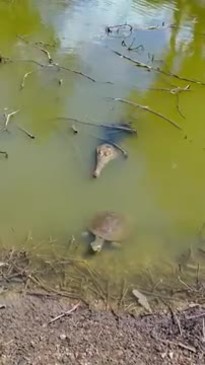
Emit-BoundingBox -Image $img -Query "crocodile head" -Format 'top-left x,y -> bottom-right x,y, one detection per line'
93,143 -> 119,178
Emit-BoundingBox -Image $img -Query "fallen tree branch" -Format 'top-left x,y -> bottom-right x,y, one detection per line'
112,50 -> 205,86
17,59 -> 112,84
108,97 -> 182,130
56,117 -> 137,133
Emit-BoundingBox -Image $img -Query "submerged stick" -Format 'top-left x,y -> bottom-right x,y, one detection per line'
0,151 -> 8,158
17,125 -> 35,139
56,117 -> 137,133
108,97 -> 182,130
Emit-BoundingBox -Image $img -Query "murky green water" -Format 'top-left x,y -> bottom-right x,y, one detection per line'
1,0 -> 205,281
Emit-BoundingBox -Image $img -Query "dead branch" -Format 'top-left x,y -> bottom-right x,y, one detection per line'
17,125 -> 35,139
17,59 -> 112,84
175,93 -> 185,119
0,151 -> 8,158
47,302 -> 80,325
56,116 -> 137,133
20,71 -> 34,90
161,299 -> 182,336
122,38 -> 144,53
105,23 -> 133,36
39,48 -> 53,64
112,50 -> 205,86
108,97 -> 182,130
0,109 -> 20,133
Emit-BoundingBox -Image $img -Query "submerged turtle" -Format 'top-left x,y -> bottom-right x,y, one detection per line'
93,143 -> 119,178
88,211 -> 128,252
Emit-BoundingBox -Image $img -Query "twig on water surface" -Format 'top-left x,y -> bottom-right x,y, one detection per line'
0,109 -> 20,133
39,47 -> 53,64
16,125 -> 35,139
112,49 -> 205,86
17,58 -> 112,84
121,38 -> 144,53
105,23 -> 133,36
107,97 -> 182,130
0,151 -> 8,158
20,71 -> 34,90
47,302 -> 80,325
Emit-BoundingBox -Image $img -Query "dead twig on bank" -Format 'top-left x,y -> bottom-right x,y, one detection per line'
161,299 -> 182,336
112,50 -> 205,86
107,97 -> 182,130
47,302 -> 80,325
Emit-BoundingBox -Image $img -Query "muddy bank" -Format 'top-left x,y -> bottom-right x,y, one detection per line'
0,292 -> 205,365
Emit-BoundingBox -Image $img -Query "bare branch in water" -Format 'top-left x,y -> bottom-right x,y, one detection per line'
105,23 -> 133,37
121,38 -> 144,53
176,94 -> 185,119
55,116 -> 137,133
16,59 -> 113,84
16,125 -> 35,139
112,50 -> 205,86
0,151 -> 8,159
0,109 -> 20,133
20,71 -> 34,90
39,47 -> 53,64
108,97 -> 182,130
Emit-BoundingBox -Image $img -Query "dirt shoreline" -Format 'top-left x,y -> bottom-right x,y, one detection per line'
0,291 -> 205,365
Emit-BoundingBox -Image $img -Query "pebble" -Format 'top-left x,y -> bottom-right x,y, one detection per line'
59,333 -> 67,340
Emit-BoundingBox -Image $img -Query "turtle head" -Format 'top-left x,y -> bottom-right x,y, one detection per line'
93,144 -> 118,178
90,236 -> 104,252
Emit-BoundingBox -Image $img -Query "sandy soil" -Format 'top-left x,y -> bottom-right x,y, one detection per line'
0,292 -> 205,365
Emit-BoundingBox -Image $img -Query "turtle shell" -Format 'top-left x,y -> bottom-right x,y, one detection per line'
88,211 -> 128,242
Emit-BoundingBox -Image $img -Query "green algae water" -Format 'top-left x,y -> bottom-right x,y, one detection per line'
0,0 -> 205,283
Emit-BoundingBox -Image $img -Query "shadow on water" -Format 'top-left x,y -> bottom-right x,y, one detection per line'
0,0 -> 205,298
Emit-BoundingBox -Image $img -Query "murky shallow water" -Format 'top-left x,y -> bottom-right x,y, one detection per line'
1,0 -> 205,281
